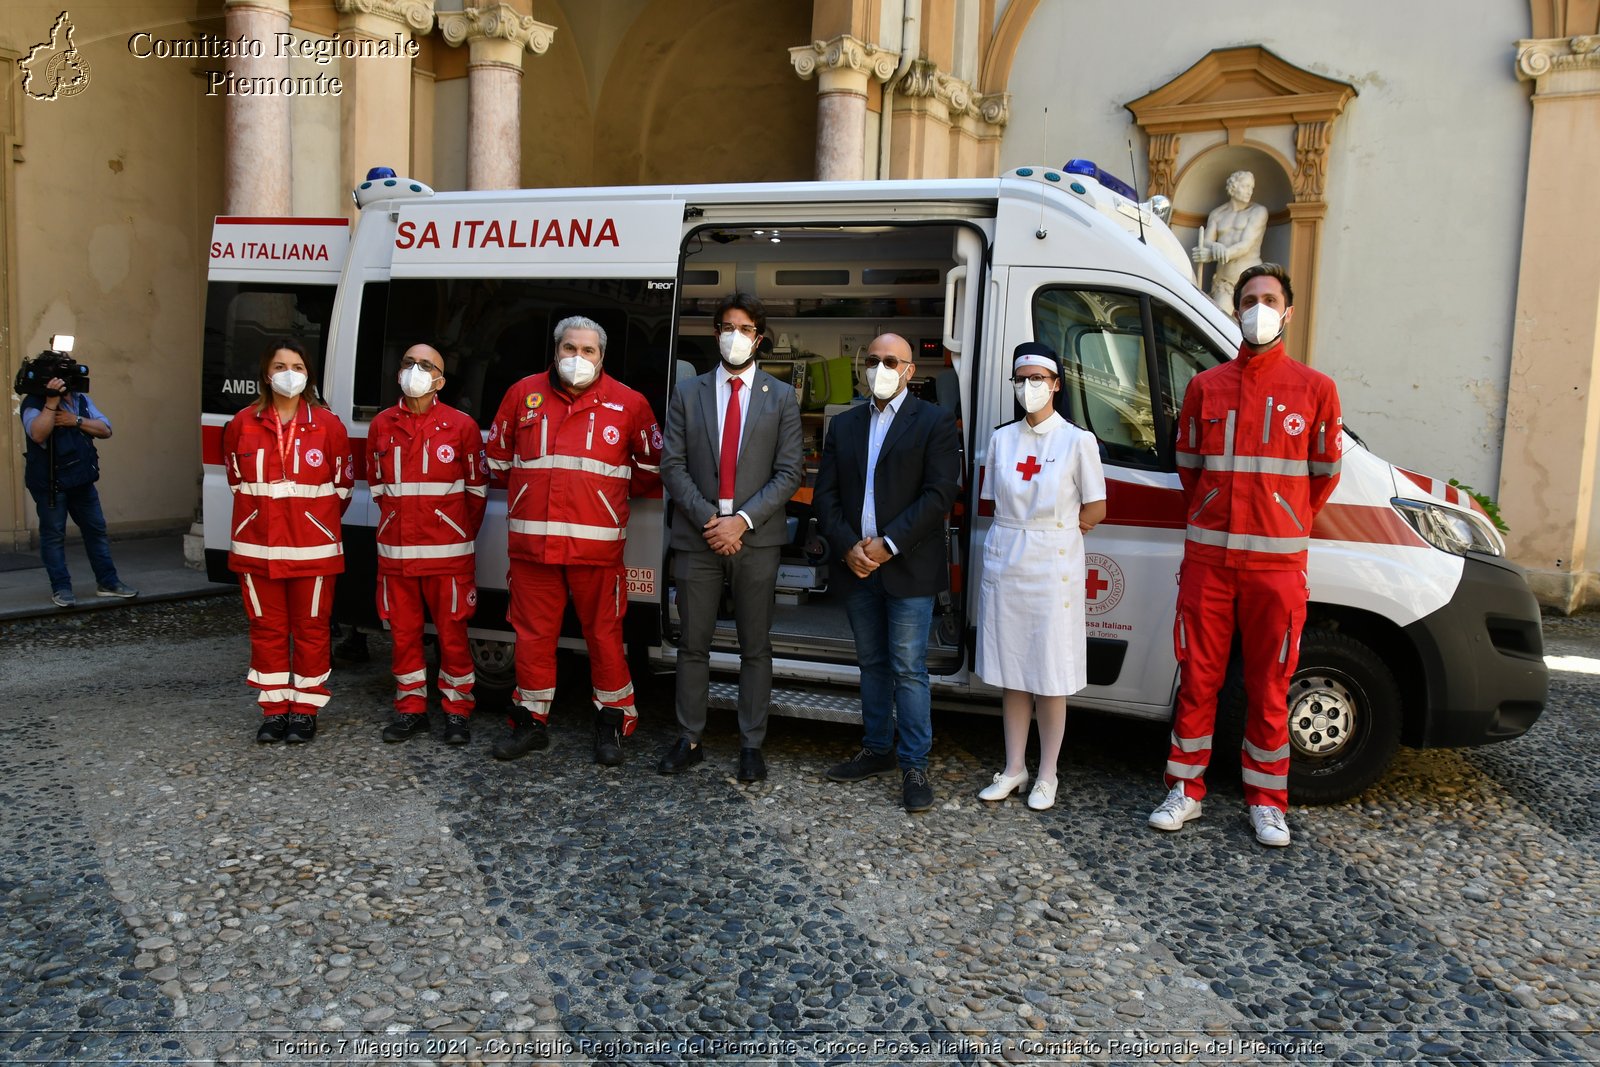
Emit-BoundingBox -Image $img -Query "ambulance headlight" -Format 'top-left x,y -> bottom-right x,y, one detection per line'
1391,499 -> 1502,557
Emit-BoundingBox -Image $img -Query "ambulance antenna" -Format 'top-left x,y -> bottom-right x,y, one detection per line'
1036,108 -> 1050,240
1128,138 -> 1147,246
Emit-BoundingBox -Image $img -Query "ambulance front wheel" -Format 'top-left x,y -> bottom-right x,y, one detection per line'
1284,629 -> 1402,805
469,637 -> 517,693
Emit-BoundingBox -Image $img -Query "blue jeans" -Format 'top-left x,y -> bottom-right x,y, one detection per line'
842,572 -> 935,771
31,483 -> 121,594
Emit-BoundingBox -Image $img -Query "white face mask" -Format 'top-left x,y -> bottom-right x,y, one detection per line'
558,355 -> 597,389
719,329 -> 755,367
1239,304 -> 1283,347
270,369 -> 307,398
867,363 -> 904,401
399,364 -> 436,399
1014,379 -> 1053,414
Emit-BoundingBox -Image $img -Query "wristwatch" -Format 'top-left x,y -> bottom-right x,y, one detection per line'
75,415 -> 82,429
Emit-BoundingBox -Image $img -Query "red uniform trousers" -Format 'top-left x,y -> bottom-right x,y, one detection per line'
1166,560 -> 1307,810
378,573 -> 476,717
507,558 -> 636,734
241,572 -> 333,716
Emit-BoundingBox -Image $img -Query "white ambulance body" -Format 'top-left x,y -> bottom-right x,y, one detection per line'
200,167 -> 1547,802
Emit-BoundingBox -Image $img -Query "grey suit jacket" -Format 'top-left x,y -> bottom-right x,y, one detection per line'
660,367 -> 804,551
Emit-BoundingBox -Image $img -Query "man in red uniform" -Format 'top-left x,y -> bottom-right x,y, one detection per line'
485,316 -> 662,765
1148,263 -> 1342,847
367,343 -> 488,746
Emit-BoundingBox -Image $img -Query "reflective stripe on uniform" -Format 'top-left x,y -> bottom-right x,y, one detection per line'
247,668 -> 290,687
1242,768 -> 1289,790
1309,460 -> 1342,477
256,688 -> 296,703
508,520 -> 625,541
294,690 -> 332,709
1244,739 -> 1292,763
486,456 -> 513,472
593,682 -> 634,704
439,671 -> 475,687
295,670 -> 331,688
1177,453 -> 1308,476
1165,761 -> 1206,780
231,541 -> 345,561
635,462 -> 660,473
516,686 -> 556,702
243,573 -> 262,616
1184,527 -> 1309,555
512,454 -> 631,480
1170,731 -> 1212,753
377,541 -> 475,559
234,481 -> 341,499
394,668 -> 428,685
310,575 -> 323,618
373,480 -> 466,497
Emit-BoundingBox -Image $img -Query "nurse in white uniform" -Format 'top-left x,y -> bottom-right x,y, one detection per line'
975,343 -> 1107,811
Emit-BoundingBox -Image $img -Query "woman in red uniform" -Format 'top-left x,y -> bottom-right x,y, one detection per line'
223,339 -> 353,744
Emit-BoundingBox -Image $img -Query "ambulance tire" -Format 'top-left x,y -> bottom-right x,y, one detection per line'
1218,629 -> 1402,805
469,637 -> 517,695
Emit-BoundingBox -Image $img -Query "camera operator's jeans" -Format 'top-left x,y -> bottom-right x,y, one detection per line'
31,483 -> 122,593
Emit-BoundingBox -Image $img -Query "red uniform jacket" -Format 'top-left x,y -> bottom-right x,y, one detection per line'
366,398 -> 487,577
224,402 -> 353,578
485,368 -> 661,567
1176,341 -> 1342,570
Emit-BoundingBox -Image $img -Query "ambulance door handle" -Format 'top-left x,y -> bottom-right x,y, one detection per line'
942,264 -> 968,356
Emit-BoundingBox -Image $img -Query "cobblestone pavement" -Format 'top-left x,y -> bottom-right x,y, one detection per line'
2,596 -> 1597,1065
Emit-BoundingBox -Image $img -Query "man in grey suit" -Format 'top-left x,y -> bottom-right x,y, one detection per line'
658,293 -> 803,782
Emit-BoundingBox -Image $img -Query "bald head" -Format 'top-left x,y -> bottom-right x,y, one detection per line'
401,343 -> 444,374
869,332 -> 914,365
864,332 -> 915,406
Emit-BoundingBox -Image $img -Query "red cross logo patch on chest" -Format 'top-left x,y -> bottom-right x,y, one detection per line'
1016,455 -> 1042,481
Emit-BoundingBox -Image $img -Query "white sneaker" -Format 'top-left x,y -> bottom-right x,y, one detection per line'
978,768 -> 1029,802
1148,784 -> 1203,831
1249,805 -> 1291,847
1026,777 -> 1057,811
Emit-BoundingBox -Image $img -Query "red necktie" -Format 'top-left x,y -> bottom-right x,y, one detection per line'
719,377 -> 743,509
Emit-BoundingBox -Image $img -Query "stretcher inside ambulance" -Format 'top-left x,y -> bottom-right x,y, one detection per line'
199,165 -> 1547,803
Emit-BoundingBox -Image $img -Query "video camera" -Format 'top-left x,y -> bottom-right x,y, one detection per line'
14,335 -> 90,399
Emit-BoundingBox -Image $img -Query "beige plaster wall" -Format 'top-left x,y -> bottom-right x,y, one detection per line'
3,1 -> 225,537
999,1 -> 1531,500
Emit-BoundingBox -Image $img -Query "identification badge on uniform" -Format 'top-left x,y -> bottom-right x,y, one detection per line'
1283,413 -> 1306,436
305,448 -> 325,468
526,392 -> 544,410
436,443 -> 455,463
602,425 -> 621,445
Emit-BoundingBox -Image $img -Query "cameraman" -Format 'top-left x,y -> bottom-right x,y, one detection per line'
21,373 -> 138,607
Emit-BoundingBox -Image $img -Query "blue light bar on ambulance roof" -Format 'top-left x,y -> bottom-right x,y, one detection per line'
352,166 -> 434,208
365,166 -> 398,180
1063,159 -> 1138,201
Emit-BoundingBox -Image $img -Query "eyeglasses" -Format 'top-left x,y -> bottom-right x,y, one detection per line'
714,323 -> 759,337
1011,374 -> 1055,384
864,356 -> 908,370
401,358 -> 441,374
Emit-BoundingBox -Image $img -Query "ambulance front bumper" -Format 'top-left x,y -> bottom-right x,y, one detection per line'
1403,553 -> 1548,748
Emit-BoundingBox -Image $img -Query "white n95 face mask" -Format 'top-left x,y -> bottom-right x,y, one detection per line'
719,330 -> 755,367
399,365 -> 435,399
1240,304 -> 1283,346
270,370 -> 308,398
558,356 -> 597,388
1014,379 -> 1052,414
867,363 -> 903,401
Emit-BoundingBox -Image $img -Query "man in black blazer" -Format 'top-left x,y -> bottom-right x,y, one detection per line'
813,333 -> 962,812
657,293 -> 804,782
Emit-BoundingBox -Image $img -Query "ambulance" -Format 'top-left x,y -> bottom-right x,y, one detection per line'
200,164 -> 1547,803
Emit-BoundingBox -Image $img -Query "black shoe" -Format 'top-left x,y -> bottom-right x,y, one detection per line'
657,737 -> 703,775
825,747 -> 897,783
902,768 -> 934,813
284,714 -> 317,744
381,713 -> 430,743
441,715 -> 471,746
737,747 -> 767,783
492,720 -> 549,760
332,631 -> 370,664
256,715 -> 288,743
593,708 -> 625,767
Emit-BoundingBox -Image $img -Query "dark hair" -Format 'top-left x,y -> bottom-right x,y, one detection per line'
714,292 -> 767,339
1233,263 -> 1294,313
255,338 -> 326,410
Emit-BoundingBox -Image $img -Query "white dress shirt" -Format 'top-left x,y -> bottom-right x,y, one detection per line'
861,388 -> 908,554
715,363 -> 756,526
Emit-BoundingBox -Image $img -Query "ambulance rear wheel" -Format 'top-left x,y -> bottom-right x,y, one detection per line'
469,638 -> 517,693
1285,629 -> 1401,805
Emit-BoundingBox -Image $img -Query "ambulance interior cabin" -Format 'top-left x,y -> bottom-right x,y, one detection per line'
672,223 -> 969,672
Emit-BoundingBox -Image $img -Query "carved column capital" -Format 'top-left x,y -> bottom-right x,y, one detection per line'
332,0 -> 435,35
1146,132 -> 1180,198
1515,35 -> 1600,95
1292,121 -> 1332,202
438,4 -> 555,58
975,91 -> 1010,128
789,34 -> 899,95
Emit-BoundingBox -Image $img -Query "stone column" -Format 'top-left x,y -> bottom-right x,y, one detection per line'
789,34 -> 898,181
1497,35 -> 1600,610
1286,120 -> 1335,367
223,0 -> 292,215
438,4 -> 555,190
334,0 -> 434,195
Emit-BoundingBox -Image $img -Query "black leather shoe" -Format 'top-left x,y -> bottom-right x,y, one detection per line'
441,715 -> 471,746
284,714 -> 317,744
256,715 -> 288,743
381,713 -> 430,743
737,747 -> 767,783
593,708 -> 625,767
902,768 -> 934,813
492,720 -> 549,760
825,747 -> 897,782
656,737 -> 703,775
